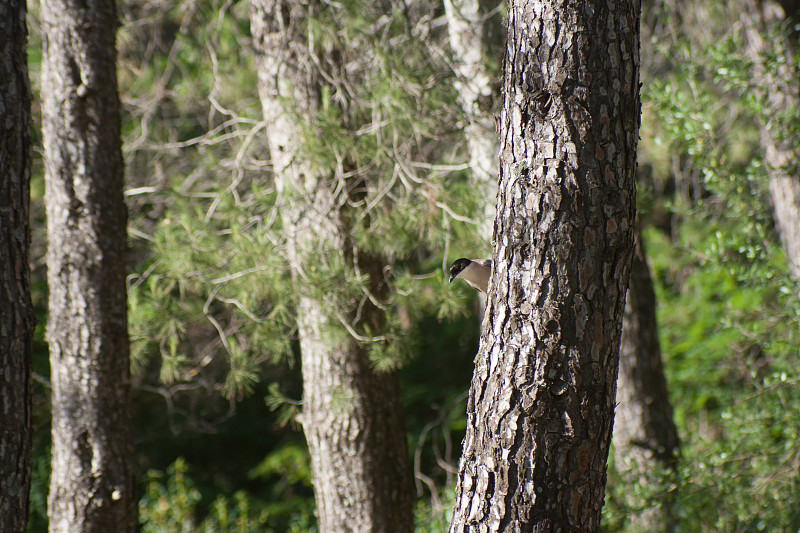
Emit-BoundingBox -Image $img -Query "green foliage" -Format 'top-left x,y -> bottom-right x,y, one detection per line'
26,452 -> 50,533
26,0 -> 800,531
414,485 -> 455,533
637,222 -> 800,530
123,0 -> 486,400
128,187 -> 295,398
602,4 -> 800,530
116,2 -> 488,530
140,458 -> 201,533
277,0 -> 489,356
265,382 -> 303,429
603,450 -> 678,533
139,457 -> 316,533
249,442 -> 312,489
24,1 -> 491,532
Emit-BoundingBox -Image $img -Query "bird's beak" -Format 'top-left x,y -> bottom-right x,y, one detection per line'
448,273 -> 455,283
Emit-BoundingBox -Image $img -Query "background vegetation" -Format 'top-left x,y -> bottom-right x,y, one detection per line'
21,0 -> 800,531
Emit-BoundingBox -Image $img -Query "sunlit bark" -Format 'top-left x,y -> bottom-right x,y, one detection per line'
449,0 -> 640,529
41,1 -> 136,531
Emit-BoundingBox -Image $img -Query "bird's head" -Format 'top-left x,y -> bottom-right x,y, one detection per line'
448,258 -> 492,294
448,258 -> 473,283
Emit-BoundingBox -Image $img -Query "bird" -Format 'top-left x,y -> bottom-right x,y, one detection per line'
449,258 -> 492,294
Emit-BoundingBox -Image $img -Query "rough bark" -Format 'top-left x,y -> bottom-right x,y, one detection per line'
448,0 -> 640,530
41,1 -> 136,531
0,2 -> 35,531
740,0 -> 800,279
249,2 -> 414,532
444,0 -> 500,242
614,233 -> 679,532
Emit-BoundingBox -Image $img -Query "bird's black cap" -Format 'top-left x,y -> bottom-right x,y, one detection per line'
448,258 -> 472,283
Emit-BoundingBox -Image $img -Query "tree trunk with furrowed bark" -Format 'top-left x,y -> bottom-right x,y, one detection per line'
249,2 -> 414,531
448,0 -> 641,529
0,1 -> 35,531
41,1 -> 136,531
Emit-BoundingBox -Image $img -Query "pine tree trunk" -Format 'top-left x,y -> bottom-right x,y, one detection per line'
740,0 -> 800,279
0,2 -> 35,531
614,234 -> 679,532
448,0 -> 640,530
41,1 -> 136,531
249,2 -> 414,531
296,296 -> 413,533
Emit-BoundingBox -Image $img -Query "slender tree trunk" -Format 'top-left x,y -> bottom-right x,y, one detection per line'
249,2 -> 414,532
448,0 -> 640,529
614,233 -> 679,532
740,0 -> 800,279
444,0 -> 499,242
0,2 -> 35,531
41,1 -> 136,531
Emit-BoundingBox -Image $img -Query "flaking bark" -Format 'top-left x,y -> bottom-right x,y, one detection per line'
249,2 -> 414,531
0,1 -> 35,531
41,1 -> 136,531
449,0 -> 640,530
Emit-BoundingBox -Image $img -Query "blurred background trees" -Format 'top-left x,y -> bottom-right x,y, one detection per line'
13,0 -> 800,530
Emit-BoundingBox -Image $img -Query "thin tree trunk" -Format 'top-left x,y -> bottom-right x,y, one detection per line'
444,0 -> 499,242
249,2 -> 414,531
448,0 -> 640,529
41,1 -> 136,531
740,0 -> 800,279
614,233 -> 679,532
0,2 -> 35,531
